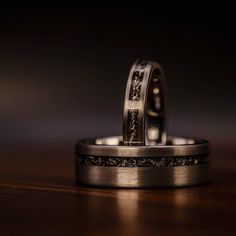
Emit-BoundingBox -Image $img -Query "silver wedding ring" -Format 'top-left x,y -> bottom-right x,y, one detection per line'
76,136 -> 209,187
75,59 -> 210,188
123,59 -> 167,145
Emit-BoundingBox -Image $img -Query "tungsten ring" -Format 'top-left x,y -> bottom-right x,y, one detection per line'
76,136 -> 210,187
123,59 -> 167,145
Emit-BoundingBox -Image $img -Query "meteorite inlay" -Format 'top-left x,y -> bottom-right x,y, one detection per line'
77,154 -> 210,167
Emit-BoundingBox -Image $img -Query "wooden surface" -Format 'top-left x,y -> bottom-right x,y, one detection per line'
0,145 -> 236,236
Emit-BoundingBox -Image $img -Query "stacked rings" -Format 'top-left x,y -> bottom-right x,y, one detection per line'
75,59 -> 210,188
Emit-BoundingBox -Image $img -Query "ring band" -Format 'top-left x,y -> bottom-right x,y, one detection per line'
76,136 -> 210,188
123,59 -> 167,145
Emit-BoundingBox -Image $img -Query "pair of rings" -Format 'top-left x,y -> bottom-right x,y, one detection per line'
76,60 -> 210,188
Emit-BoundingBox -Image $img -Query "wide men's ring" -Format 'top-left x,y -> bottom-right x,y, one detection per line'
123,59 -> 167,146
76,136 -> 210,188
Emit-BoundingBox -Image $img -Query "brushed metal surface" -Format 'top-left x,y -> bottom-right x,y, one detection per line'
76,136 -> 209,157
76,164 -> 210,188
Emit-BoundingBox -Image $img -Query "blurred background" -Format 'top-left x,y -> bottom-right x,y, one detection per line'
0,5 -> 235,152
0,6 -> 235,236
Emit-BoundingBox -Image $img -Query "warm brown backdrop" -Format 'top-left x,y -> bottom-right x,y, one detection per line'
0,5 -> 235,236
0,6 -> 235,148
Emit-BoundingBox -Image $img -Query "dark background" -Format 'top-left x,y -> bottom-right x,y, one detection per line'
0,5 -> 235,150
0,6 -> 236,236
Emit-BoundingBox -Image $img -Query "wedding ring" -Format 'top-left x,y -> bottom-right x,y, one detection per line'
123,59 -> 167,145
76,136 -> 210,188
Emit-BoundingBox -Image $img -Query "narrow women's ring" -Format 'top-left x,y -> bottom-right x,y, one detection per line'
123,59 -> 167,146
76,136 -> 210,188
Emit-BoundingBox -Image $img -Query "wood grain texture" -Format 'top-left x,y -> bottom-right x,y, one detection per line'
0,145 -> 236,236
